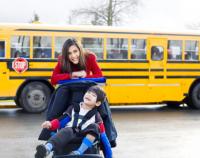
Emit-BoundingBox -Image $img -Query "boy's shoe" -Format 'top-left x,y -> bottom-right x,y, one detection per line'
69,150 -> 81,155
35,144 -> 49,158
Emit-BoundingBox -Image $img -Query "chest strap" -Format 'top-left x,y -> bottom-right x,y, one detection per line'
72,102 -> 97,130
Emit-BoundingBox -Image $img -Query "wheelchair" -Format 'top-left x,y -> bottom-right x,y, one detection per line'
39,77 -> 117,158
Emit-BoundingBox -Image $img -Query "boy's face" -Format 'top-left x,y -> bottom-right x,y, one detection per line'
83,91 -> 101,108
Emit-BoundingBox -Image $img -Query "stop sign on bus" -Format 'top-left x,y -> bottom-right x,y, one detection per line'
12,57 -> 28,73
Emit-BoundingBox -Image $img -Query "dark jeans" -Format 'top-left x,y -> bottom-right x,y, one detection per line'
46,86 -> 71,121
48,124 -> 99,153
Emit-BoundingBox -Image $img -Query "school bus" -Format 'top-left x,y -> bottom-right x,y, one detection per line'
1,23 -> 200,113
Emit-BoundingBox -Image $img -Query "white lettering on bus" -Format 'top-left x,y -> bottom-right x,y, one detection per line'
14,61 -> 26,69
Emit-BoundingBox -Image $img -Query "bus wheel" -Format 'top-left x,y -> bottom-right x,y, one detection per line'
20,81 -> 51,113
188,82 -> 200,109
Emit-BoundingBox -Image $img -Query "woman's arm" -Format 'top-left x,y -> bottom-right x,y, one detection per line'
51,62 -> 71,85
86,54 -> 103,78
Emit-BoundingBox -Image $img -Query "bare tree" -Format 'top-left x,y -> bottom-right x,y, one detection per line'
30,12 -> 40,23
185,22 -> 200,30
69,0 -> 139,26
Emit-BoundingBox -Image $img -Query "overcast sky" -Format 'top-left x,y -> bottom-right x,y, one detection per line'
0,0 -> 200,29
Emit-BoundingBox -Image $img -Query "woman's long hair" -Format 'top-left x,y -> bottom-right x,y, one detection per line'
61,38 -> 87,73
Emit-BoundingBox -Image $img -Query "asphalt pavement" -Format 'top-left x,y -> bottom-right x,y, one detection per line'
0,105 -> 200,158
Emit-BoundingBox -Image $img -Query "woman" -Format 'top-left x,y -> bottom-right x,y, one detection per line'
51,38 -> 102,85
44,38 -> 103,121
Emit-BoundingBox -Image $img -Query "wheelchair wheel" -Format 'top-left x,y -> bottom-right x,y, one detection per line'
53,154 -> 103,158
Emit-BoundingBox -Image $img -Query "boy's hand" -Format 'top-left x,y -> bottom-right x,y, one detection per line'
41,121 -> 52,129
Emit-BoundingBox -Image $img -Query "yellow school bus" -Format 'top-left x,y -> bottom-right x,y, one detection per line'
1,23 -> 200,112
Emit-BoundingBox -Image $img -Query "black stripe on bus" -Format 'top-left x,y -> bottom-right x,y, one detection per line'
27,68 -> 53,71
167,69 -> 200,72
9,76 -> 149,80
8,68 -> 147,72
15,28 -> 200,37
8,68 -> 53,72
105,76 -> 149,79
27,59 -> 58,62
2,58 -> 200,63
9,76 -> 51,80
104,68 -> 164,72
99,60 -> 148,63
0,58 -> 58,62
102,68 -> 149,71
1,58 -> 149,63
0,97 -> 14,100
155,76 -> 164,79
167,76 -> 200,78
167,61 -> 200,63
27,68 -> 200,72
150,69 -> 163,72
8,67 -> 150,72
10,75 -> 199,79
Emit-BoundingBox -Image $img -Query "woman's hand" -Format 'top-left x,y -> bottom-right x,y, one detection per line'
78,70 -> 87,78
71,70 -> 86,78
41,121 -> 52,129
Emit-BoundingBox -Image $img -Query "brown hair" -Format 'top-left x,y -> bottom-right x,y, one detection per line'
61,38 -> 89,73
87,85 -> 106,103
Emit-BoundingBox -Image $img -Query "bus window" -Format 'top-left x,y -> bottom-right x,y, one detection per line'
82,38 -> 103,59
185,40 -> 199,61
168,40 -> 182,60
131,39 -> 146,60
151,46 -> 163,61
33,36 -> 52,58
11,36 -> 30,58
0,41 -> 5,58
55,37 -> 77,58
107,38 -> 128,59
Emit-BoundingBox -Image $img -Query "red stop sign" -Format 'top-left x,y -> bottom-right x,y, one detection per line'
12,57 -> 28,73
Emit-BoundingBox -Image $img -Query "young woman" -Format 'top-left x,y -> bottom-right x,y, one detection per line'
51,38 -> 103,85
42,38 -> 103,122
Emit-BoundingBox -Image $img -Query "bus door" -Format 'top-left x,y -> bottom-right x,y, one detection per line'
0,39 -> 8,97
0,39 -> 6,76
0,40 -> 5,58
148,38 -> 167,102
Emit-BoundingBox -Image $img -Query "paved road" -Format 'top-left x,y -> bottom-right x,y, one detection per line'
0,105 -> 200,158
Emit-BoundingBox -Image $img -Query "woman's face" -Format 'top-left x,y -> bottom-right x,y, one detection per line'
68,45 -> 80,64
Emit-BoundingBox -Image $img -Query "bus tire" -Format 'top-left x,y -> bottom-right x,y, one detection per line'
188,82 -> 200,109
19,81 -> 51,113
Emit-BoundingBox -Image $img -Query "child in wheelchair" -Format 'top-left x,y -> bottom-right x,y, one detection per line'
35,85 -> 112,158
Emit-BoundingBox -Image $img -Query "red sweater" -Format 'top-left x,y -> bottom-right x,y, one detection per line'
51,53 -> 103,85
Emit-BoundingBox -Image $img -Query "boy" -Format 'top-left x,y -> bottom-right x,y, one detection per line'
35,85 -> 112,158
